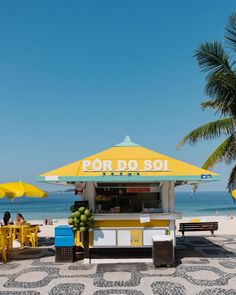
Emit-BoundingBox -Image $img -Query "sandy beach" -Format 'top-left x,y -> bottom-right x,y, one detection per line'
31,215 -> 236,238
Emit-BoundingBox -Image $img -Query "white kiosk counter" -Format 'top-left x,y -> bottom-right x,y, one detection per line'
92,212 -> 181,248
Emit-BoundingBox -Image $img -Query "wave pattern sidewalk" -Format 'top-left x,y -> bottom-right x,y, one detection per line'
0,236 -> 236,294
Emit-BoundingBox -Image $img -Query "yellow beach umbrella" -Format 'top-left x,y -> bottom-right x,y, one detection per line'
231,189 -> 236,200
0,182 -> 47,199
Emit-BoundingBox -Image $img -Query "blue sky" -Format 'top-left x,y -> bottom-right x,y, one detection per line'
0,1 -> 235,192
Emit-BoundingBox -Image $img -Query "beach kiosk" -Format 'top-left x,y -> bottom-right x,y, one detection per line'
38,136 -> 219,261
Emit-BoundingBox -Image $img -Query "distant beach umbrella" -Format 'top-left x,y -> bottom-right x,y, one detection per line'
0,181 -> 47,199
231,189 -> 236,200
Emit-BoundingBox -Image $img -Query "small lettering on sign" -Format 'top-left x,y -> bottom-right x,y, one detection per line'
201,174 -> 212,179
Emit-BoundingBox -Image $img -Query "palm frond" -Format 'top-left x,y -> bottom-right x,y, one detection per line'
194,42 -> 231,74
202,133 -> 236,169
177,118 -> 235,149
227,164 -> 236,193
225,12 -> 236,51
200,99 -> 222,113
205,70 -> 236,96
202,69 -> 236,117
201,97 -> 236,118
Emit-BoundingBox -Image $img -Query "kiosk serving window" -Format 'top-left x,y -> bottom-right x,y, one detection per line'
95,183 -> 162,213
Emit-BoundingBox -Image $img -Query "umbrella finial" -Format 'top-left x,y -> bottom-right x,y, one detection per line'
124,135 -> 131,143
115,135 -> 140,147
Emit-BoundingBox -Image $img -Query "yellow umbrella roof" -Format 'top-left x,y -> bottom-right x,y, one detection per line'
0,188 -> 5,198
38,136 -> 220,183
0,186 -> 14,198
0,182 -> 47,198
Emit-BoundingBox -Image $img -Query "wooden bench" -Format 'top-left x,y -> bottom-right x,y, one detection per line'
179,222 -> 218,237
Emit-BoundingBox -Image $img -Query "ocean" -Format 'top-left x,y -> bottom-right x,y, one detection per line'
0,191 -> 235,220
175,191 -> 236,217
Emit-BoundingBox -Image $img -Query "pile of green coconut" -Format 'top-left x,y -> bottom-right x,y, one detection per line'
68,205 -> 94,232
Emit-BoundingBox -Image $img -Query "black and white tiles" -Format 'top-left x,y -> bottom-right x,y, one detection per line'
0,236 -> 236,294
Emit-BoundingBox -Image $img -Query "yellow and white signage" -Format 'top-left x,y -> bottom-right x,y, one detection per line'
82,159 -> 169,172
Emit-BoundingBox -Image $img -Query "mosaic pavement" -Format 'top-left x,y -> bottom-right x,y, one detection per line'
0,236 -> 236,294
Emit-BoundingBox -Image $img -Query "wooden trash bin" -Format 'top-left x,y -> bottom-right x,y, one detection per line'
152,235 -> 174,267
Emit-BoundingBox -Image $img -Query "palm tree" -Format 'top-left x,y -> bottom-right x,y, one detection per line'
177,12 -> 236,193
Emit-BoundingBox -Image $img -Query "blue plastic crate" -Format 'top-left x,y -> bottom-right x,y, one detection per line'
55,225 -> 74,237
55,236 -> 74,247
55,225 -> 75,247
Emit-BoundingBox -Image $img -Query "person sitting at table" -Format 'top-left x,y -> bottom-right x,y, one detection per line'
0,211 -> 14,226
15,213 -> 26,225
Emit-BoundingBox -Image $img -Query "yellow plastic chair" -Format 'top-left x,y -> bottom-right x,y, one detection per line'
1,226 -> 14,251
24,225 -> 39,248
12,225 -> 31,247
6,228 -> 13,251
0,228 -> 9,262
